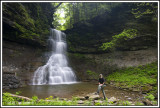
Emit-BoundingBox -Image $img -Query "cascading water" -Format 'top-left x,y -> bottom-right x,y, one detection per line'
32,29 -> 76,85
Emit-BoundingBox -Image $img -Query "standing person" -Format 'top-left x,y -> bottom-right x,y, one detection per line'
96,74 -> 106,100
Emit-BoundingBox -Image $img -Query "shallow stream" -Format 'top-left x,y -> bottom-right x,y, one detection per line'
4,81 -> 144,102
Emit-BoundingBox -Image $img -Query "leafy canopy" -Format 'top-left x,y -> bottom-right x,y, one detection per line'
53,2 -> 121,30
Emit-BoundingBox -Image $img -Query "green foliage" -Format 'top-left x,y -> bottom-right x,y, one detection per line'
116,100 -> 132,106
2,92 -> 25,105
53,3 -> 121,30
3,3 -> 51,45
86,70 -> 96,75
2,92 -> 14,105
122,101 -> 131,106
71,96 -> 80,101
2,93 -> 80,106
16,91 -> 22,95
100,29 -> 137,51
4,92 -> 155,106
95,102 -> 101,106
152,101 -> 158,105
31,96 -> 38,102
144,93 -> 155,101
135,102 -> 144,105
83,100 -> 93,105
86,70 -> 98,79
131,3 -> 158,19
109,101 -> 114,104
106,62 -> 158,94
73,53 -> 85,58
102,100 -> 109,105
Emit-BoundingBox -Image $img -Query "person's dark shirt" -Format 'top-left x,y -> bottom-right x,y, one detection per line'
99,78 -> 105,84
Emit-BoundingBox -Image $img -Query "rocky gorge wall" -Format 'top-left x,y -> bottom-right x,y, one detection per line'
68,48 -> 158,81
2,2 -> 54,89
2,2 -> 158,90
2,40 -> 47,89
65,3 -> 157,53
65,3 -> 158,81
3,40 -> 157,87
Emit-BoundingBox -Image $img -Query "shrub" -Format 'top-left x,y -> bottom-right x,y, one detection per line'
100,29 -> 137,51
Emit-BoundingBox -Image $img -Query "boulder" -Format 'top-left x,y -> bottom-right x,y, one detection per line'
77,96 -> 86,100
108,97 -> 117,103
85,93 -> 100,100
89,94 -> 100,100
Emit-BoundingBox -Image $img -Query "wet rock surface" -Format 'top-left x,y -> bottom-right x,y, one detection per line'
3,74 -> 21,90
68,48 -> 157,81
2,40 -> 46,87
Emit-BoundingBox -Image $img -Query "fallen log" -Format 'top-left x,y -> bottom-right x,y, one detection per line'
9,94 -> 32,101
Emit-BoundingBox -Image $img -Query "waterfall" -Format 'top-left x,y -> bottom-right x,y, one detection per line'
32,29 -> 77,85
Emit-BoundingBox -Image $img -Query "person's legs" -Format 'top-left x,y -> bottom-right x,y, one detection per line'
97,85 -> 101,94
101,85 -> 106,100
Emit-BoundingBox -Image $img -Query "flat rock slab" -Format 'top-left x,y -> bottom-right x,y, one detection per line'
89,94 -> 100,100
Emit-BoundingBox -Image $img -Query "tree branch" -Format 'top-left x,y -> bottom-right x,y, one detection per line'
54,3 -> 63,9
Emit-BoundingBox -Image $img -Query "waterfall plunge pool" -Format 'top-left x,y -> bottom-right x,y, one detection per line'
4,81 -> 144,102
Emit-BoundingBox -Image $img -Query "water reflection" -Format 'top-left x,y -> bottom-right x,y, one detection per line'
4,82 -> 144,101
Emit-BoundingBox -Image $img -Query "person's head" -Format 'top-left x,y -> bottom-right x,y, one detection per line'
99,74 -> 103,78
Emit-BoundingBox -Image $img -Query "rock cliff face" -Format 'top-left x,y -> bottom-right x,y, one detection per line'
2,3 -> 158,87
68,48 -> 157,81
3,3 -> 54,47
2,40 -> 47,87
65,3 -> 157,53
65,3 -> 158,80
2,3 -> 54,88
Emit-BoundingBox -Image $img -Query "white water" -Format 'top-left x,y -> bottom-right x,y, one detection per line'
32,29 -> 76,85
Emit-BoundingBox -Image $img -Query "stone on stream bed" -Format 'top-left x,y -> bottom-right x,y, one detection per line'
86,93 -> 100,100
77,93 -> 100,100
77,96 -> 86,100
108,97 -> 117,103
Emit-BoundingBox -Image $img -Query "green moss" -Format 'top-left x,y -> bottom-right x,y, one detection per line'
73,53 -> 85,58
3,3 -> 52,46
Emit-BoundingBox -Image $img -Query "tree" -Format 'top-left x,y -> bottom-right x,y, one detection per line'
52,2 -> 121,30
131,2 -> 158,19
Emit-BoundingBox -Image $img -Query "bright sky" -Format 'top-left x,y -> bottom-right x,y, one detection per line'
57,9 -> 66,25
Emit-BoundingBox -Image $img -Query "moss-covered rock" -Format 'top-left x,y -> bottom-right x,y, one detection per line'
3,3 -> 54,47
